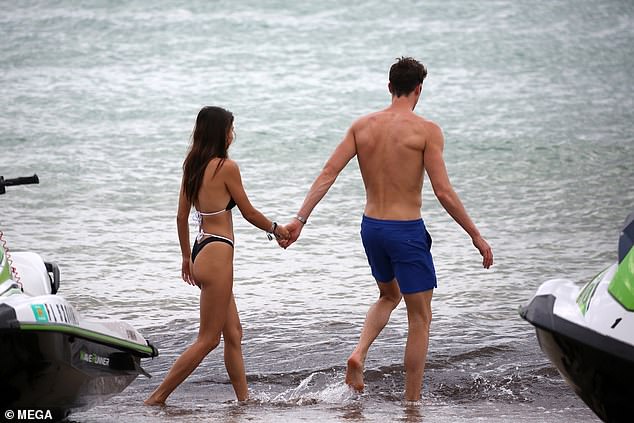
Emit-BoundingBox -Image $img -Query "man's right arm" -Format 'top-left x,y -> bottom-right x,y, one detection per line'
281,125 -> 358,248
423,123 -> 493,268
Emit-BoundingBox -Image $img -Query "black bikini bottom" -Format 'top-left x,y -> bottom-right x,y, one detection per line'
192,236 -> 234,263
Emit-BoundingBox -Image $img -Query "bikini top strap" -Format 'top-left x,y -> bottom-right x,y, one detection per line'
194,209 -> 227,234
197,209 -> 227,217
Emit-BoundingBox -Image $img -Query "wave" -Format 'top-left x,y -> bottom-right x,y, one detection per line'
174,341 -> 571,408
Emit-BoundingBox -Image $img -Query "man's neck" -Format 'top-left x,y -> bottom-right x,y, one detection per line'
390,95 -> 418,112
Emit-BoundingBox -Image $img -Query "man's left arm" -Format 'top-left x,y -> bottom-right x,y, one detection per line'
424,123 -> 493,268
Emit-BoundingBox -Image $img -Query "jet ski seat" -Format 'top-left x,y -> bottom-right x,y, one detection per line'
11,252 -> 59,296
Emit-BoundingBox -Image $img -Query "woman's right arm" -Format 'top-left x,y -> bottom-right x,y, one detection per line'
176,181 -> 195,284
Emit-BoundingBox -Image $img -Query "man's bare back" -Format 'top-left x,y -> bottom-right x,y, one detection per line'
353,106 -> 440,221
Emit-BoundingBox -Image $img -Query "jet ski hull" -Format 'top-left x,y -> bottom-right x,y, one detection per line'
0,327 -> 151,420
522,294 -> 634,423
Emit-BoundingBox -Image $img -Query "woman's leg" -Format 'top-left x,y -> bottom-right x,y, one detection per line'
145,243 -> 233,405
222,294 -> 248,401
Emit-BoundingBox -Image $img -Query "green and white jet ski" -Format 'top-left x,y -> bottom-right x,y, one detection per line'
0,175 -> 158,420
520,211 -> 634,423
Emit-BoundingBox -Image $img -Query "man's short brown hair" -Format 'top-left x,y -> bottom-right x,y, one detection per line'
389,57 -> 427,97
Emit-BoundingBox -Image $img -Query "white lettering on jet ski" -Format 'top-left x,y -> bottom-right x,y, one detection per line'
79,350 -> 110,367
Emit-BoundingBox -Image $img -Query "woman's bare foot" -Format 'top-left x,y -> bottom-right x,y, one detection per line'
345,355 -> 365,392
143,395 -> 165,406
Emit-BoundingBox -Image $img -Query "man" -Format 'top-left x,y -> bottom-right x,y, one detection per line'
280,57 -> 493,401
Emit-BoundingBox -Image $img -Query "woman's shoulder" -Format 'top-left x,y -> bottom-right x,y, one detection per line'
206,157 -> 237,168
220,158 -> 239,172
208,157 -> 239,178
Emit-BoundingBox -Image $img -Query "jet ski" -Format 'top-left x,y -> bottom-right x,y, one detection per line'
520,211 -> 634,423
0,175 -> 159,420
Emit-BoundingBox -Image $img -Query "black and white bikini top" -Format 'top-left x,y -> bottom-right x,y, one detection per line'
194,197 -> 236,242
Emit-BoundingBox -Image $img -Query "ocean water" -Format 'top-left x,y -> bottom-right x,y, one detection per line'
1,0 -> 633,422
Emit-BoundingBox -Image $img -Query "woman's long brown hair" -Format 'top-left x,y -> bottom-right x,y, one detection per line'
182,106 -> 234,206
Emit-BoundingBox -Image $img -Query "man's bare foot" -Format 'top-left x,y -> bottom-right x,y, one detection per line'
345,355 -> 365,392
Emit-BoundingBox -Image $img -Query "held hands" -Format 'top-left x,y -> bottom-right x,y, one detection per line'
277,218 -> 303,249
274,223 -> 290,242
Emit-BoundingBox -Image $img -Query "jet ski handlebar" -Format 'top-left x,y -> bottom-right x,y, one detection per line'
0,174 -> 39,195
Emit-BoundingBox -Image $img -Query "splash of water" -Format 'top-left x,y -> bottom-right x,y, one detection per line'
251,371 -> 358,405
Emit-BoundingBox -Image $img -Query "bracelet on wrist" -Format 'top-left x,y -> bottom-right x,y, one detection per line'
267,221 -> 278,241
294,215 -> 307,225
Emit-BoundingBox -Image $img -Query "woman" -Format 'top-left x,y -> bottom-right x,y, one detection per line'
145,106 -> 289,405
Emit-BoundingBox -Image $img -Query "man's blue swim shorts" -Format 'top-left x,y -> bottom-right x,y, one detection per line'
360,215 -> 437,294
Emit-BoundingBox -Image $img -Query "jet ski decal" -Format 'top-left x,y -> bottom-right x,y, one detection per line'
608,247 -> 634,311
30,304 -> 49,322
576,269 -> 605,316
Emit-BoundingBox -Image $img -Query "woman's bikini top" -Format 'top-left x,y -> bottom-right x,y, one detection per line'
194,198 -> 236,243
198,198 -> 236,216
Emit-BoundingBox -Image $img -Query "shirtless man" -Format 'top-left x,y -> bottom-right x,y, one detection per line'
280,57 -> 493,401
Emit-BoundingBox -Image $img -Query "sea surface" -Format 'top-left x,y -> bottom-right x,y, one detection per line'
1,1 -> 633,422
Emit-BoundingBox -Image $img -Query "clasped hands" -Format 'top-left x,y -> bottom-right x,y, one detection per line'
275,218 -> 303,249
272,223 -> 290,242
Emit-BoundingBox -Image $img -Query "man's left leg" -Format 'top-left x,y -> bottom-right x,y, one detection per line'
346,279 -> 402,391
402,289 -> 433,401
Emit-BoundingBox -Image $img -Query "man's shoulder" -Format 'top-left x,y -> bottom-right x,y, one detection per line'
351,110 -> 443,140
351,109 -> 401,131
409,115 -> 442,137
352,110 -> 384,125
423,118 -> 443,134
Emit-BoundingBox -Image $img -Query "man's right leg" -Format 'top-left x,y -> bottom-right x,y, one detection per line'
402,289 -> 433,401
346,279 -> 402,391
